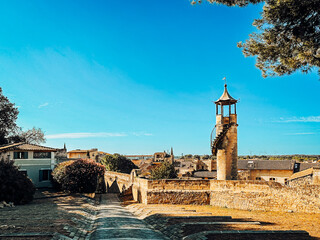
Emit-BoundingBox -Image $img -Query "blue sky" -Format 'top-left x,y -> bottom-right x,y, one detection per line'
0,0 -> 319,155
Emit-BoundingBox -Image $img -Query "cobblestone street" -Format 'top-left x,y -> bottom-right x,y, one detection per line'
90,194 -> 166,240
0,190 -> 97,240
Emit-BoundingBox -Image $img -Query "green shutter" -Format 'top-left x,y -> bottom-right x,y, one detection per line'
39,170 -> 43,181
14,152 -> 18,159
24,152 -> 28,159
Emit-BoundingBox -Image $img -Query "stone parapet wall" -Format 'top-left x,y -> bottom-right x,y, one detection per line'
289,175 -> 313,187
314,169 -> 320,184
148,179 -> 210,190
105,171 -> 131,193
132,177 -> 149,204
210,181 -> 320,213
104,171 -> 320,213
147,190 -> 210,205
210,180 -> 274,192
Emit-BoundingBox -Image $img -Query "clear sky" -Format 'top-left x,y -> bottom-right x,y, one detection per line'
0,0 -> 319,155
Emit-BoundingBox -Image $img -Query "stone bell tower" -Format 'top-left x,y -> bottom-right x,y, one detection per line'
211,83 -> 238,180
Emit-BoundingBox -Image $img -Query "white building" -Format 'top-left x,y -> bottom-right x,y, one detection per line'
0,142 -> 57,188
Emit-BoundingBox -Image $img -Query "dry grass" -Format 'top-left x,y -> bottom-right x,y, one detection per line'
182,204 -> 320,238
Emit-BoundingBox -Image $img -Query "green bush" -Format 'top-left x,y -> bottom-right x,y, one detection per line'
51,160 -> 73,190
52,159 -> 105,193
0,159 -> 35,204
101,154 -> 137,174
150,161 -> 177,180
194,155 -> 200,160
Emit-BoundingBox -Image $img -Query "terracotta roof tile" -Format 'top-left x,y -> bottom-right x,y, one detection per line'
0,142 -> 57,152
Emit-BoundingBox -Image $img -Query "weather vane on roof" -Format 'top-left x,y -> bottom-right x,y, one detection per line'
222,76 -> 227,86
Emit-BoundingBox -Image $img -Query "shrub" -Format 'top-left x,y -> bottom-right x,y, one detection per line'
0,159 -> 35,204
101,154 -> 137,174
150,161 -> 177,180
52,159 -> 105,193
51,160 -> 73,190
194,155 -> 200,160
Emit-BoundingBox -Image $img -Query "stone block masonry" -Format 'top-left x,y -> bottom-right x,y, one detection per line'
147,191 -> 210,205
148,179 -> 210,190
210,181 -> 320,213
105,171 -> 320,213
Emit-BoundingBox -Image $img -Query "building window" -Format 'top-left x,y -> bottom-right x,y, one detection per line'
269,177 -> 276,182
14,152 -> 28,159
256,177 -> 262,180
34,152 -> 51,159
284,178 -> 288,185
39,169 -> 52,181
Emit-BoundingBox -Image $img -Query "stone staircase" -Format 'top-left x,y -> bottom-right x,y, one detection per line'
211,123 -> 235,155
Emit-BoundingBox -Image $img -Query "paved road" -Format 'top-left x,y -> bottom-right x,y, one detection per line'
90,194 -> 167,240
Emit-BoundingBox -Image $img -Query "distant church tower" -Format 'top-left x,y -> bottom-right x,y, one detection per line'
211,83 -> 238,180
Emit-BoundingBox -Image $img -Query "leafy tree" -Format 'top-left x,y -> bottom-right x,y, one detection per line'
185,154 -> 193,159
201,0 -> 320,77
194,155 -> 201,160
0,88 -> 45,145
0,159 -> 35,204
101,154 -> 137,174
0,88 -> 19,144
150,161 -> 178,180
202,155 -> 210,160
52,159 -> 105,193
8,127 -> 46,145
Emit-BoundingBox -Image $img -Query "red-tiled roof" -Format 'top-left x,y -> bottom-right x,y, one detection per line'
0,142 -> 57,152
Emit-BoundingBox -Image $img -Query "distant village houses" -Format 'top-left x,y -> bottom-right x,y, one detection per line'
67,148 -> 109,161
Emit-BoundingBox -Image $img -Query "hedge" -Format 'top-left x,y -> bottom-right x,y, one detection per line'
0,159 -> 35,204
52,159 -> 105,193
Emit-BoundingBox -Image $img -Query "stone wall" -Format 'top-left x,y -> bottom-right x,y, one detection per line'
146,179 -> 211,205
289,175 -> 313,187
104,171 -> 131,193
148,179 -> 210,190
132,177 -> 149,204
210,180 -> 320,213
314,169 -> 320,184
105,171 -> 320,213
288,168 -> 320,186
146,191 -> 210,205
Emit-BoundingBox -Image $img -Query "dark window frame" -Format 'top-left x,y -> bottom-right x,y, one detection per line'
14,152 -> 28,159
39,169 -> 52,182
33,152 -> 51,159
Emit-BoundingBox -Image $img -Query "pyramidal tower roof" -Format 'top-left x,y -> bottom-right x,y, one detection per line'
215,84 -> 238,105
